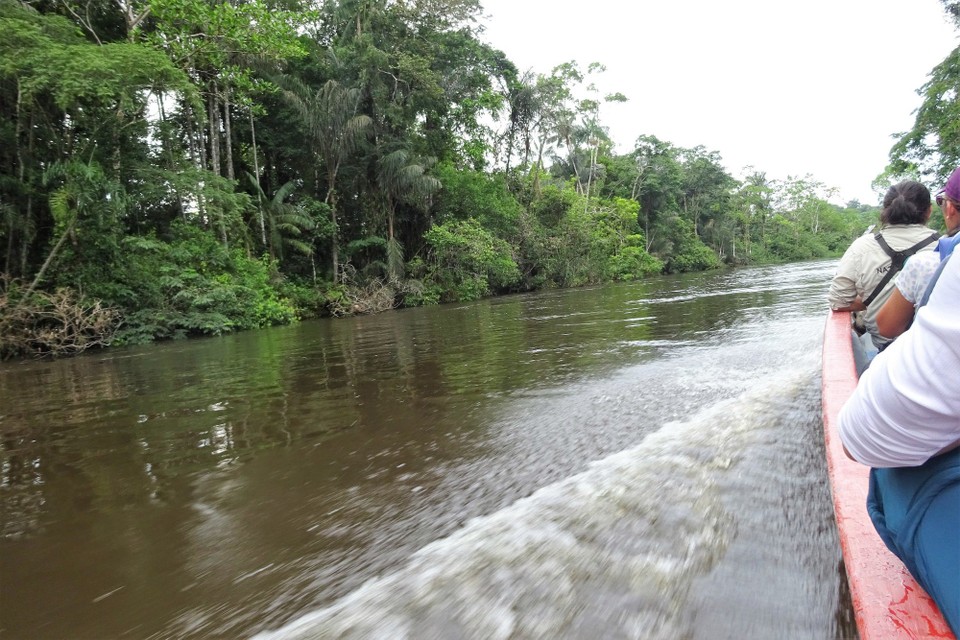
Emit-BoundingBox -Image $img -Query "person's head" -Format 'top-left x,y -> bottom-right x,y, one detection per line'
935,167 -> 960,234
880,180 -> 931,226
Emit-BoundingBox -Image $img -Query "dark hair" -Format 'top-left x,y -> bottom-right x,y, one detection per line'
880,180 -> 931,226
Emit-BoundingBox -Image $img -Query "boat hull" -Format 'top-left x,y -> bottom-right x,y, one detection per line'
821,311 -> 954,639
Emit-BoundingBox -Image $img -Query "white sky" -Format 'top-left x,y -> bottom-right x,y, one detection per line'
478,0 -> 958,205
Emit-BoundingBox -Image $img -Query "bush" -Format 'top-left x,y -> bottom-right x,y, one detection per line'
607,244 -> 664,281
103,223 -> 298,344
664,218 -> 722,273
421,219 -> 521,302
765,215 -> 829,262
278,279 -> 326,319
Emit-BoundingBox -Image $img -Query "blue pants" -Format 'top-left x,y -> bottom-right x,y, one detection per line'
868,449 -> 960,635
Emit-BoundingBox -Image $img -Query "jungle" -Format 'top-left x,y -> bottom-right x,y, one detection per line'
2,0 -> 957,359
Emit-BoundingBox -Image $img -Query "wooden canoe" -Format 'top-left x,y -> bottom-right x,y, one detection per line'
821,310 -> 954,639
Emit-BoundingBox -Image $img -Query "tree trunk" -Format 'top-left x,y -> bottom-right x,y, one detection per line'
249,109 -> 266,246
15,217 -> 77,312
208,84 -> 221,176
224,85 -> 235,182
583,143 -> 598,214
188,101 -> 206,173
113,99 -> 124,183
12,78 -> 24,275
532,137 -> 546,196
156,93 -> 186,221
325,165 -> 341,283
330,194 -> 339,283
20,103 -> 36,277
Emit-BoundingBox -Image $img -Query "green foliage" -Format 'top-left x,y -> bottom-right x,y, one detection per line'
321,283 -> 350,315
762,215 -> 828,262
276,278 -> 326,319
105,224 -> 297,344
432,162 -> 522,238
528,180 -> 579,228
885,2 -> 958,186
888,46 -> 960,185
664,218 -> 722,273
520,190 -> 663,286
4,0 -> 924,357
1,6 -> 195,107
247,174 -> 317,262
421,218 -> 520,301
607,239 -> 664,281
401,258 -> 443,306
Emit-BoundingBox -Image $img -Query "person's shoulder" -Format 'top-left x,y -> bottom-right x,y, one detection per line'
846,232 -> 876,252
898,251 -> 941,303
903,250 -> 940,272
883,224 -> 939,240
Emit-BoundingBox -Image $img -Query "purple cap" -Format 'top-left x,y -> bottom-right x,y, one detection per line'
940,166 -> 960,201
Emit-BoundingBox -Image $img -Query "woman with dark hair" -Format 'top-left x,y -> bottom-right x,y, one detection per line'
828,180 -> 939,352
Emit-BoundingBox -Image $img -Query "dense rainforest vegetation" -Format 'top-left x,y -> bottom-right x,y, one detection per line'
1,0 -> 958,359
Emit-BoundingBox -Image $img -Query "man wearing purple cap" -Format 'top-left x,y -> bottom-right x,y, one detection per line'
839,165 -> 960,636
929,166 -> 960,245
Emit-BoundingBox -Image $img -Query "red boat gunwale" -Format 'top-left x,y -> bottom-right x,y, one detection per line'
821,310 -> 954,639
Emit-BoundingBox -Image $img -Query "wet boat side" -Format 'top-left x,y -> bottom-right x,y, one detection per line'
821,311 -> 954,639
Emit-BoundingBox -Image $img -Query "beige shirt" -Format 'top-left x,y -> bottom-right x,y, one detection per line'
827,224 -> 939,348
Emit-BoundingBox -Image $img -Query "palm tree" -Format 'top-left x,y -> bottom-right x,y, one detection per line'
246,174 -> 315,263
282,78 -> 371,282
376,149 -> 441,282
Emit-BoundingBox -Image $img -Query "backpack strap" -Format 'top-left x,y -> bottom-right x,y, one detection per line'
862,232 -> 939,307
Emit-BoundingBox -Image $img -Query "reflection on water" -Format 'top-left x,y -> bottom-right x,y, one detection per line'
0,260 -> 854,639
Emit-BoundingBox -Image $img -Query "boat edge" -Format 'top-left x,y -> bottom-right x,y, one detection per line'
821,310 -> 954,639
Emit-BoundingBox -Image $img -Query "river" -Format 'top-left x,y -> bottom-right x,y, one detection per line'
0,259 -> 855,639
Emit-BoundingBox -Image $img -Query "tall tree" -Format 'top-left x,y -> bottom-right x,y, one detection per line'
677,146 -> 735,242
282,78 -> 371,281
376,149 -> 441,281
887,1 -> 959,183
144,0 -> 308,178
0,2 -> 194,277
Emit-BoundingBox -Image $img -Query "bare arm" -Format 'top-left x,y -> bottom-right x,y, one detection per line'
832,297 -> 866,313
875,287 -> 915,339
827,243 -> 864,310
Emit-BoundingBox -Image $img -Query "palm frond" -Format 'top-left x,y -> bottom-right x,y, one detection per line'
387,236 -> 405,282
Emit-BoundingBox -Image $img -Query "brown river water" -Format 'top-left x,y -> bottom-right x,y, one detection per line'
0,259 -> 856,639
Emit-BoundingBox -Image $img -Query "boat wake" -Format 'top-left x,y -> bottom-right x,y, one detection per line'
253,366 -> 818,640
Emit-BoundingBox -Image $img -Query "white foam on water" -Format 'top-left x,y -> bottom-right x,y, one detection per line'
253,361 -> 818,640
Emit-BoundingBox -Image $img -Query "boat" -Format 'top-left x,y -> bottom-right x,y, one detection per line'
821,310 -> 955,639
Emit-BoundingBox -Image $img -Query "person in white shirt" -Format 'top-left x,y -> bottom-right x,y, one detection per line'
827,180 -> 939,351
838,236 -> 960,635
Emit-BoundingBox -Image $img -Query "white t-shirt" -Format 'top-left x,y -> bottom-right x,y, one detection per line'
894,251 -> 940,306
838,251 -> 960,467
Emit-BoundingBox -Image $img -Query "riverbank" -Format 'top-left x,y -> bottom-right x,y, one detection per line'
2,252 -> 847,361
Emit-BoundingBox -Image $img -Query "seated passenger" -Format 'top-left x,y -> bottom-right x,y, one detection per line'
876,167 -> 960,341
827,180 -> 939,352
838,244 -> 960,636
